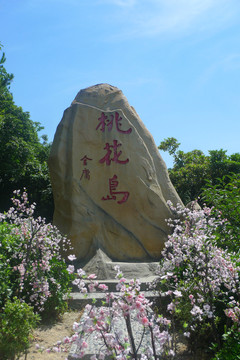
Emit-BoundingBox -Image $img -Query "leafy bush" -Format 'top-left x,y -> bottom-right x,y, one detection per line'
211,325 -> 240,360
0,190 -> 74,317
0,297 -> 39,360
154,202 -> 240,356
202,173 -> 240,254
0,222 -> 20,309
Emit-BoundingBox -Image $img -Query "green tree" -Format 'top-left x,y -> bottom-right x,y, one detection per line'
202,173 -> 240,253
158,138 -> 240,204
0,43 -> 53,220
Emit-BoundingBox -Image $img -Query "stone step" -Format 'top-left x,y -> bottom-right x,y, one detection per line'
68,290 -> 158,310
70,276 -> 156,293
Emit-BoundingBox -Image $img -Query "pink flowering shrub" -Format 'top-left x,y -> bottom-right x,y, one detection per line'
57,201 -> 239,359
154,201 -> 240,354
43,200 -> 239,359
0,190 -> 74,317
64,265 -> 174,360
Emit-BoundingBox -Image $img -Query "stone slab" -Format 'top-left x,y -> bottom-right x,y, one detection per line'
68,290 -> 158,310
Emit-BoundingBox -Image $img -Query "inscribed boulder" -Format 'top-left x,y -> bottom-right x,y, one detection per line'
48,84 -> 183,262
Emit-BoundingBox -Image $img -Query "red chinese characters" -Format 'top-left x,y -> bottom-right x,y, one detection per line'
81,111 -> 131,205
99,140 -> 129,166
96,111 -> 131,204
102,175 -> 129,204
80,155 -> 92,180
96,112 -> 132,134
80,168 -> 90,180
80,155 -> 92,166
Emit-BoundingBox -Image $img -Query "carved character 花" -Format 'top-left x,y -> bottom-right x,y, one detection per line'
99,140 -> 129,166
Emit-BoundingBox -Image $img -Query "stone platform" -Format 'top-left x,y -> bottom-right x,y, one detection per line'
75,249 -> 160,280
68,249 -> 159,309
67,251 -> 161,359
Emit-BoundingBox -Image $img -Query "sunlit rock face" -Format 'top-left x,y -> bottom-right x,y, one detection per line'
48,84 -> 183,262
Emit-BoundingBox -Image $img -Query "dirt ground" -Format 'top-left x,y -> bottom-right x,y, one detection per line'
19,310 -> 83,360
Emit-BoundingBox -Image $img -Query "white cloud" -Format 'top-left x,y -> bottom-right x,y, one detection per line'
100,0 -> 240,38
14,0 -> 240,42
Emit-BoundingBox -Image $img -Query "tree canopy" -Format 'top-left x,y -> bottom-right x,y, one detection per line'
0,43 -> 53,220
159,137 -> 240,205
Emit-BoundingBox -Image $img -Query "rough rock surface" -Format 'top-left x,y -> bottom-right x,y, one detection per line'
48,84 -> 183,262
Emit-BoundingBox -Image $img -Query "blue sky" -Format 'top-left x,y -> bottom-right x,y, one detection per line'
1,0 -> 240,167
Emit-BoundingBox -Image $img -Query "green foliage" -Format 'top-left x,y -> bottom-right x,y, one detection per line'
0,222 -> 22,309
158,137 -> 180,157
202,173 -> 240,253
0,42 -> 14,92
211,325 -> 240,360
158,138 -> 240,204
0,43 -> 53,221
0,297 -> 39,360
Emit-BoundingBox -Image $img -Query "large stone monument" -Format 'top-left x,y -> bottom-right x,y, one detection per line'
48,84 -> 183,263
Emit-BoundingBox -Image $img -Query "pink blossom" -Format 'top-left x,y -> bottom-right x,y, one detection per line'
136,300 -> 142,309
67,265 -> 75,274
52,346 -> 61,352
64,336 -> 71,344
71,333 -> 79,342
191,305 -> 203,317
88,273 -> 97,280
88,283 -> 96,292
141,316 -> 149,326
167,302 -> 175,312
98,283 -> 108,291
72,322 -> 79,331
173,290 -> 182,297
